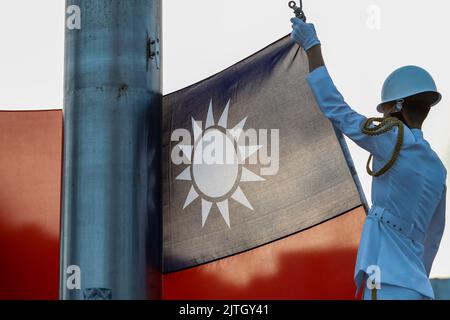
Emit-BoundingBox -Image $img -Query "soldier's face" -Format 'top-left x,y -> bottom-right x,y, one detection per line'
382,94 -> 431,128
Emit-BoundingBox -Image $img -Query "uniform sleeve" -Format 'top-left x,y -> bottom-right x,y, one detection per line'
423,185 -> 447,276
306,66 -> 398,159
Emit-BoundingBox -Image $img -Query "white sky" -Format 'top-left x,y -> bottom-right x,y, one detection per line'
0,0 -> 449,277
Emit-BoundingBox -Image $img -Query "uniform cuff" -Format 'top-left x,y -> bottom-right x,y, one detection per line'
305,65 -> 330,88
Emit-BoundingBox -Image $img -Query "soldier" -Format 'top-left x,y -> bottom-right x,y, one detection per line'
290,17 -> 447,300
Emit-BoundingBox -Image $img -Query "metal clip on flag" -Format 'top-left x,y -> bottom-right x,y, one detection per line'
288,0 -> 306,22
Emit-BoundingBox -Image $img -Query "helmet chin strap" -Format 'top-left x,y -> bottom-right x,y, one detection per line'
385,99 -> 404,115
392,99 -> 404,113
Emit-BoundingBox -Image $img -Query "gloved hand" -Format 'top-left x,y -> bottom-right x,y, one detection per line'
290,17 -> 321,51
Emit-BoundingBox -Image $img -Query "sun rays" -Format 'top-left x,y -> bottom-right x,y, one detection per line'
175,99 -> 264,228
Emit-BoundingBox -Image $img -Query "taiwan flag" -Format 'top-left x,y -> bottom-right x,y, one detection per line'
161,35 -> 367,299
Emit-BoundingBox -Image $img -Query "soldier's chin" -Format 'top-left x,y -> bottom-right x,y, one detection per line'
390,112 -> 406,124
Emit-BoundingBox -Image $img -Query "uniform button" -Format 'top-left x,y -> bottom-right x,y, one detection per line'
387,221 -> 390,224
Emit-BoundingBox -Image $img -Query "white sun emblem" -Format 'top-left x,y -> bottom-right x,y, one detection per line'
176,99 -> 265,228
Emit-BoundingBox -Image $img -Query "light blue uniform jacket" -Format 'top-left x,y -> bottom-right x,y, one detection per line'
306,66 -> 447,299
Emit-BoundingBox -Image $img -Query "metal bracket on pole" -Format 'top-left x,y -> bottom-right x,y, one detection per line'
83,288 -> 113,300
147,36 -> 161,70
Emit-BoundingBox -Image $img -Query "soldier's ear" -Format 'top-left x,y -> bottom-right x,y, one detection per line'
394,99 -> 404,113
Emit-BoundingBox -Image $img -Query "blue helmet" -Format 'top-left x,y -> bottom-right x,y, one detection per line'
377,66 -> 442,113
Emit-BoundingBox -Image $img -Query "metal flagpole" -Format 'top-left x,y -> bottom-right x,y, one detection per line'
60,0 -> 162,300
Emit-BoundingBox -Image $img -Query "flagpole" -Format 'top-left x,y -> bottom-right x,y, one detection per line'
60,0 -> 162,300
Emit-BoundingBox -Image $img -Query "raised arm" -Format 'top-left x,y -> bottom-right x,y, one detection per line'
290,17 -> 399,160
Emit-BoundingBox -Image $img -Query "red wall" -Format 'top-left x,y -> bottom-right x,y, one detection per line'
0,110 -> 62,300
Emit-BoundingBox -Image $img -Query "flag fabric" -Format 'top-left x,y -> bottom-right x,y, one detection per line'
162,207 -> 366,300
162,35 -> 366,273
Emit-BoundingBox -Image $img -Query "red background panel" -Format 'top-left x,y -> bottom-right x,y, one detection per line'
163,206 -> 366,300
0,110 -> 63,300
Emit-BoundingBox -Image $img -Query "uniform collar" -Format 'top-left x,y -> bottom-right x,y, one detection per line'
411,128 -> 423,139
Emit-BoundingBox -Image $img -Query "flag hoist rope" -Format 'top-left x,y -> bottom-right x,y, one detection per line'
362,117 -> 404,177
